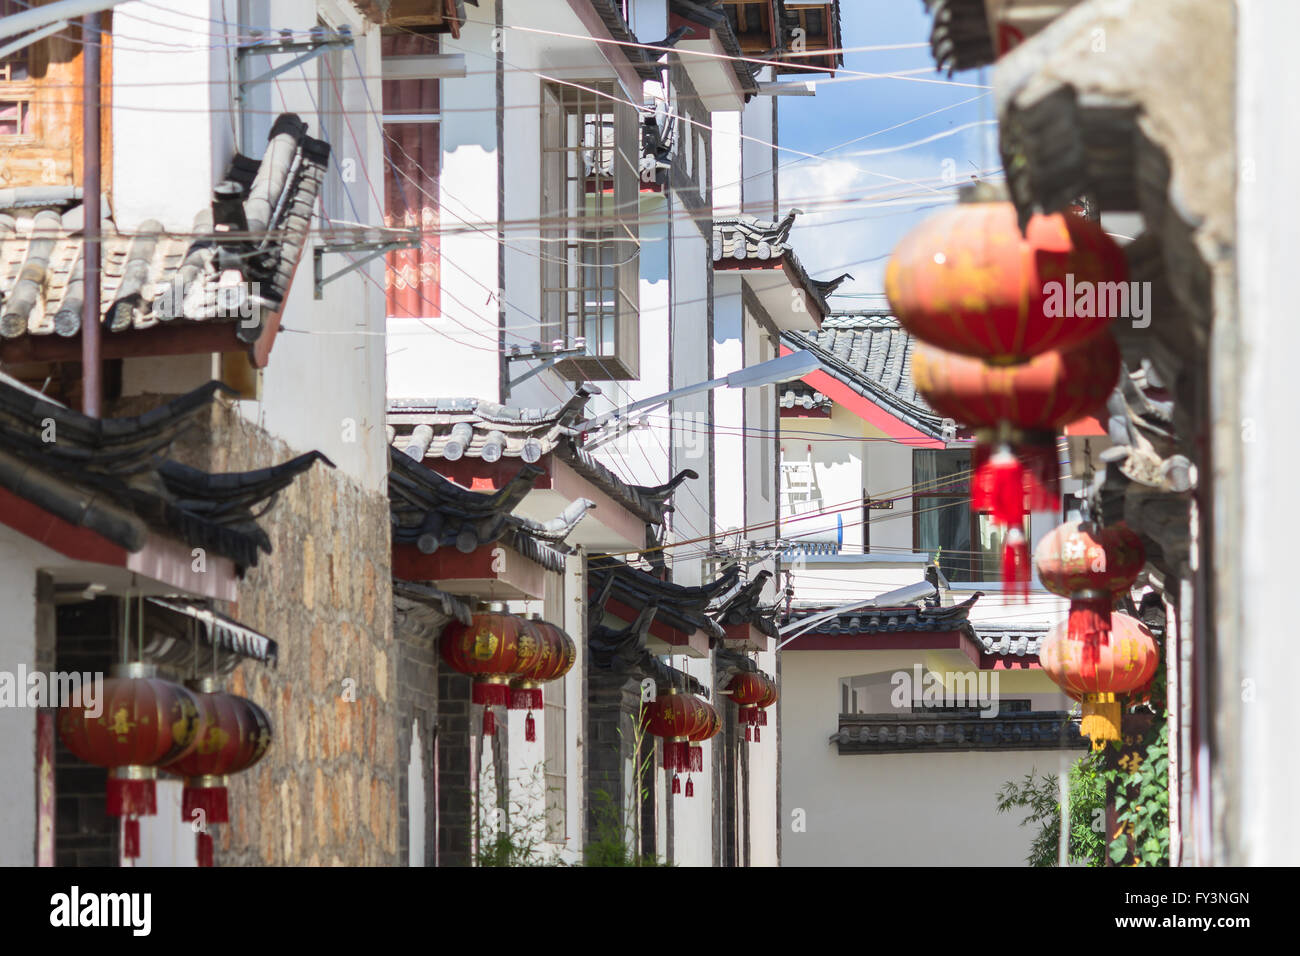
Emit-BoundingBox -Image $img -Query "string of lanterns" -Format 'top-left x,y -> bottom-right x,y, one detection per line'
57,664 -> 272,866
887,184 -> 1128,593
440,612 -> 575,739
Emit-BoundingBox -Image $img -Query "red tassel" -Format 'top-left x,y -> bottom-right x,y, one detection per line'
123,818 -> 140,859
689,745 -> 703,772
473,682 -> 511,709
482,707 -> 496,737
754,726 -> 761,743
1021,440 -> 1062,512
662,739 -> 691,773
196,831 -> 214,867
745,725 -> 752,742
182,784 -> 229,826
511,686 -> 543,711
525,711 -> 536,742
107,777 -> 156,817
671,774 -> 681,794
757,710 -> 768,727
685,776 -> 694,798
1001,526 -> 1031,600
973,444 -> 1026,527
1069,594 -> 1113,681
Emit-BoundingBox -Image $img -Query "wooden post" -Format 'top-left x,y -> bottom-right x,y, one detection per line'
80,12 -> 101,417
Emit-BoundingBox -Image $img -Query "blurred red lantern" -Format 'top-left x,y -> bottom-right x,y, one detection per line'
885,194 -> 1127,364
644,690 -> 710,794
912,333 -> 1121,593
1035,520 -> 1145,643
441,613 -> 540,736
1039,612 -> 1159,749
161,678 -> 272,866
509,620 -> 576,742
57,663 -> 200,858
684,699 -> 720,798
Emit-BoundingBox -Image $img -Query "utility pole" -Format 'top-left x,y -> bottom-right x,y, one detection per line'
81,12 -> 101,417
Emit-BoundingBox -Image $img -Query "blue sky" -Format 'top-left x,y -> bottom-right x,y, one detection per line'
779,1 -> 997,307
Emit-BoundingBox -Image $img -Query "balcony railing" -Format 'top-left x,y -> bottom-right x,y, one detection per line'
829,711 -> 1086,754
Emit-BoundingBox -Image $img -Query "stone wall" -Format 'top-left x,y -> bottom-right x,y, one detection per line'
114,395 -> 399,866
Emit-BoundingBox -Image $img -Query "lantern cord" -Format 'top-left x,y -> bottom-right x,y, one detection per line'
138,593 -> 144,663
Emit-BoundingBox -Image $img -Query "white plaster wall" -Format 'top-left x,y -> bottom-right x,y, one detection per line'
741,71 -> 777,216
114,1 -> 388,490
713,275 -> 745,536
388,6 -> 501,404
781,649 -> 1073,866
1235,0 -> 1300,867
0,535 -> 37,866
711,111 -> 742,216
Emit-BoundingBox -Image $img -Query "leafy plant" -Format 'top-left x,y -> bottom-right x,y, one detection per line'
996,749 -> 1107,867
1108,717 -> 1170,866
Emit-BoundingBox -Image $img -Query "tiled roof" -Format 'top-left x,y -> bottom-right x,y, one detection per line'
779,381 -> 830,411
0,113 -> 327,348
143,598 -> 279,671
781,312 -> 951,438
973,624 -> 1050,658
0,375 -> 329,571
588,0 -> 663,79
831,711 -> 1087,753
790,593 -> 981,637
711,569 -> 780,637
387,388 -> 697,526
589,552 -> 739,641
388,448 -> 589,569
712,210 -> 832,317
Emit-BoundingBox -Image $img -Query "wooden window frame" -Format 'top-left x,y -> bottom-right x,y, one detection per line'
540,80 -> 640,381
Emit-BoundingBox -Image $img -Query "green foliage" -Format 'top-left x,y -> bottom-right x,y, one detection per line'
1108,718 -> 1171,866
996,750 -> 1107,867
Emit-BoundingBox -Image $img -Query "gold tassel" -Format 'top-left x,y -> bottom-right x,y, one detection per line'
1081,692 -> 1121,750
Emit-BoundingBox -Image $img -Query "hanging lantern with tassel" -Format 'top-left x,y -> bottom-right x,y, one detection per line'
1039,611 -> 1159,749
911,333 -> 1121,594
161,677 -> 272,867
1035,520 -> 1146,645
644,689 -> 709,795
726,671 -> 768,742
58,662 -> 200,860
727,671 -> 777,742
884,185 -> 1127,364
751,681 -> 779,743
441,613 -> 540,737
684,699 -> 720,798
509,620 -> 576,742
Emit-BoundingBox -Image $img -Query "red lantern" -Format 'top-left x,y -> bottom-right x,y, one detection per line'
1035,520 -> 1145,644
727,671 -> 777,742
57,663 -> 200,859
1039,612 -> 1159,749
510,620 -> 576,742
161,678 -> 272,866
441,613 -> 540,736
684,700 -> 720,798
912,333 -> 1121,593
885,196 -> 1127,364
751,682 -> 779,742
644,690 -> 710,794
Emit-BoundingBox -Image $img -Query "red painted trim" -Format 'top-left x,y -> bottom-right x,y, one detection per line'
426,455 -> 554,492
393,542 -> 496,581
602,594 -> 696,647
780,344 -> 945,448
0,486 -> 128,565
